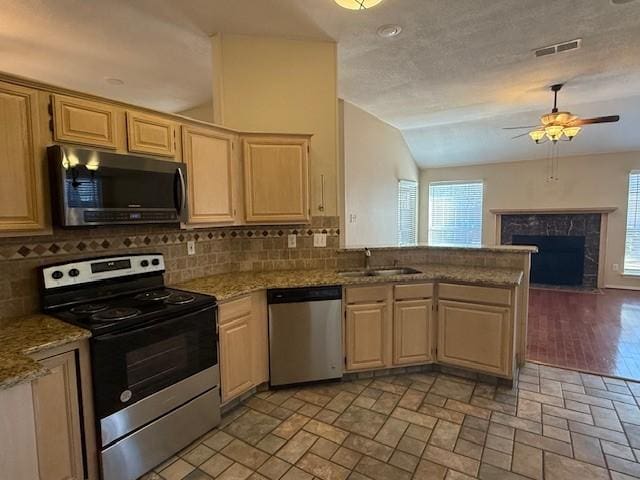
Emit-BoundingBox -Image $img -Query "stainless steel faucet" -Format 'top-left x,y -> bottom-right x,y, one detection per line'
364,248 -> 372,270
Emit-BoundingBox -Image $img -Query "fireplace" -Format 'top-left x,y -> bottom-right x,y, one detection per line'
512,235 -> 585,285
499,213 -> 602,288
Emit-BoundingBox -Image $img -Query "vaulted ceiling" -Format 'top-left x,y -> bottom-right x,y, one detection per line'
2,0 -> 640,167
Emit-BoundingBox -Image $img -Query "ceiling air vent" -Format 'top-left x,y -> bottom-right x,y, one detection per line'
534,38 -> 582,58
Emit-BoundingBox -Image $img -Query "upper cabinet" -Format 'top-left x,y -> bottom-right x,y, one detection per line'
182,125 -> 240,225
126,111 -> 177,158
243,135 -> 310,224
0,82 -> 46,233
51,94 -> 118,149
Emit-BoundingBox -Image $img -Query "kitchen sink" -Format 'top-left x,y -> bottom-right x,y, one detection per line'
338,267 -> 422,277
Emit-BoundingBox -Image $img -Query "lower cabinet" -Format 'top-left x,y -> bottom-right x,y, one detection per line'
345,302 -> 389,371
218,292 -> 268,404
393,299 -> 434,365
437,299 -> 513,378
0,345 -> 89,480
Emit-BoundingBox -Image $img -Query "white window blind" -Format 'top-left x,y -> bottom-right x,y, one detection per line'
428,181 -> 483,247
397,180 -> 418,245
624,172 -> 640,275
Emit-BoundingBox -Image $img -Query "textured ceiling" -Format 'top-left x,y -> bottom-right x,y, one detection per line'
1,0 -> 640,166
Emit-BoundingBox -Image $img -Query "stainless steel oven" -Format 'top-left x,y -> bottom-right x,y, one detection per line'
48,144 -> 187,226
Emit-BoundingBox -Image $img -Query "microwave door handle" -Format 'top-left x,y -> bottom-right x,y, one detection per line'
175,167 -> 186,214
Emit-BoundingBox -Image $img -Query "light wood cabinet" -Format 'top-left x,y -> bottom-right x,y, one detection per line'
126,111 -> 176,157
218,292 -> 268,404
32,351 -> 84,480
183,125 -> 240,225
393,299 -> 433,365
0,82 -> 46,233
51,94 -> 118,149
437,300 -> 512,377
243,136 -> 310,223
345,303 -> 389,371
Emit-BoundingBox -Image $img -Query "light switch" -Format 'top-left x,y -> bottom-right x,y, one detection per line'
187,240 -> 196,255
313,233 -> 327,247
288,234 -> 297,248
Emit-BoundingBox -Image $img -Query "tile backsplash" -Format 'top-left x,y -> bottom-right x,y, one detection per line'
0,217 -> 340,321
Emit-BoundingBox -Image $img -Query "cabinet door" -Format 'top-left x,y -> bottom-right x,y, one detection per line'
32,351 -> 84,480
345,303 -> 389,371
243,136 -> 309,223
219,297 -> 254,403
0,82 -> 46,232
183,125 -> 238,224
126,111 -> 176,157
393,299 -> 433,365
437,300 -> 512,377
52,94 -> 118,149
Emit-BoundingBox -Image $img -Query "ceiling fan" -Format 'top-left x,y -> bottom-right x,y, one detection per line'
504,84 -> 620,143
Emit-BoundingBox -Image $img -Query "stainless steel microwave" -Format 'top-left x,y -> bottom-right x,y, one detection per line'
48,145 -> 188,227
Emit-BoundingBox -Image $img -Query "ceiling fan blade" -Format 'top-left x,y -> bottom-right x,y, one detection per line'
511,132 -> 530,139
502,125 -> 539,130
570,115 -> 620,126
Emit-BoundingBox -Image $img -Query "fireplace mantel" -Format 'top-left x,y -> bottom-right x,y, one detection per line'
491,207 -> 617,215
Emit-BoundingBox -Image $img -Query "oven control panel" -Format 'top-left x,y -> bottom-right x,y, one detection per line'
42,254 -> 165,289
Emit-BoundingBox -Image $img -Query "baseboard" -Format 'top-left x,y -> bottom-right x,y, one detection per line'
604,284 -> 640,291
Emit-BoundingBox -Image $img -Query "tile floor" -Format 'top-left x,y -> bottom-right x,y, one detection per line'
141,363 -> 640,479
528,288 -> 640,379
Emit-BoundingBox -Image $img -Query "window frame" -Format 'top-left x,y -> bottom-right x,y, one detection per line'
428,180 -> 484,247
397,179 -> 418,246
624,171 -> 640,276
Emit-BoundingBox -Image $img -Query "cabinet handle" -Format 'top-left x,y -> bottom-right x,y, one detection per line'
318,174 -> 325,212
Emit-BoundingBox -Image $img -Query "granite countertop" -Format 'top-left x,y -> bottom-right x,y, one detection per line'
0,314 -> 91,390
338,244 -> 538,254
176,264 -> 524,301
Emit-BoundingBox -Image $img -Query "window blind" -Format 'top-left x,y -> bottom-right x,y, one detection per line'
428,181 -> 483,247
397,179 -> 418,245
624,172 -> 640,275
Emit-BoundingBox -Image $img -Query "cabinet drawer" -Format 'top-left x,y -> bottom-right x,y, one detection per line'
126,111 -> 176,157
345,285 -> 389,304
51,94 -> 118,149
394,283 -> 433,301
438,283 -> 511,306
218,295 -> 252,325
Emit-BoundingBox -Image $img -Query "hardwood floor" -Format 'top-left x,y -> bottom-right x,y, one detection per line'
528,287 -> 640,380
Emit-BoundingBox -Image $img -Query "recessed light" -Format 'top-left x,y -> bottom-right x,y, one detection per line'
335,0 -> 383,10
377,24 -> 403,38
611,0 -> 636,4
105,77 -> 124,86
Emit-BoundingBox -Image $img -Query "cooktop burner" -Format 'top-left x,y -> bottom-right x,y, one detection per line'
165,293 -> 196,305
70,303 -> 108,314
135,290 -> 171,301
92,307 -> 141,322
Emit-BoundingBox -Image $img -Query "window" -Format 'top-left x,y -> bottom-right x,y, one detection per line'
624,172 -> 640,275
397,179 -> 418,245
428,181 -> 483,247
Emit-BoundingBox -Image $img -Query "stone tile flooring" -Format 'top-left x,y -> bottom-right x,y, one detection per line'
141,363 -> 640,479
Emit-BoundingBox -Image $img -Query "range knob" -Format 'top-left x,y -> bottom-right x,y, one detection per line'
68,268 -> 80,277
140,260 -> 149,267
151,259 -> 160,266
51,270 -> 64,280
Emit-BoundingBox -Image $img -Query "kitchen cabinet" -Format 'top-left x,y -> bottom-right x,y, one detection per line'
437,284 -> 514,377
126,111 -> 176,157
0,347 -> 88,480
344,285 -> 392,371
218,292 -> 268,404
0,81 -> 46,233
51,94 -> 118,149
242,135 -> 310,223
182,125 -> 241,225
393,282 -> 434,365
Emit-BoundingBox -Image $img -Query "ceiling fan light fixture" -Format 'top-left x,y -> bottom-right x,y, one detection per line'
334,0 -> 383,10
563,126 -> 582,140
545,125 -> 564,142
529,130 -> 546,143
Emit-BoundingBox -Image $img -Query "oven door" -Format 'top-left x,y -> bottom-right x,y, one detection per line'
91,304 -> 217,420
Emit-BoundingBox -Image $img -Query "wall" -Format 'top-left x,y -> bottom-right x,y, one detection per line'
341,101 -> 419,246
211,33 -> 338,217
178,101 -> 215,123
0,217 -> 340,322
420,151 -> 640,288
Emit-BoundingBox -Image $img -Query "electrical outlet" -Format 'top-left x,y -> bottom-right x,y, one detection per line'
187,240 -> 196,256
613,263 -> 619,272
288,234 -> 297,248
313,233 -> 327,247
349,214 -> 357,224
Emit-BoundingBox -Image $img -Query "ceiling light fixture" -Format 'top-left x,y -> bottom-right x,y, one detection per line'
335,0 -> 383,10
105,77 -> 124,86
377,24 -> 402,38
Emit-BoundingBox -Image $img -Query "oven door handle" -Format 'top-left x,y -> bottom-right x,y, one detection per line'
94,304 -> 216,341
174,167 -> 186,215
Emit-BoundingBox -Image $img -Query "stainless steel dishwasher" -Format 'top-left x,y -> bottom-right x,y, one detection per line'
268,286 -> 343,386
